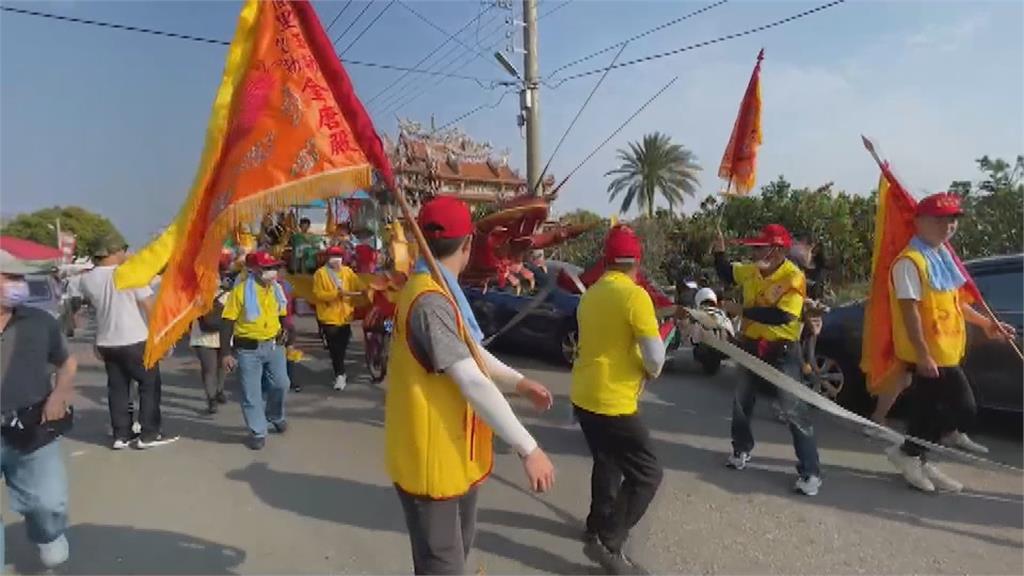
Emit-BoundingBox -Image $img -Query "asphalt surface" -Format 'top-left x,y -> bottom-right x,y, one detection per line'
3,317 -> 1022,575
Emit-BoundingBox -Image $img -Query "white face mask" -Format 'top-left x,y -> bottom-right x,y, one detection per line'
328,257 -> 343,269
260,270 -> 278,282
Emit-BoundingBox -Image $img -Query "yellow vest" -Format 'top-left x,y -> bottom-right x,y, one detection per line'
735,260 -> 806,342
384,273 -> 493,499
890,248 -> 966,367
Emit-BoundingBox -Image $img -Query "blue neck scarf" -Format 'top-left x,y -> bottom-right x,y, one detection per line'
413,259 -> 484,343
326,265 -> 343,289
243,275 -> 287,322
909,236 -> 967,292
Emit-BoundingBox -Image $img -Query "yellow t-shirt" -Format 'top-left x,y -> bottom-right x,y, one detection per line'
312,265 -> 362,326
733,259 -> 806,342
571,271 -> 661,416
222,280 -> 285,341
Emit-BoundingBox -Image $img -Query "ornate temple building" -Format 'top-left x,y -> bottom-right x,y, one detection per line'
387,119 -> 555,208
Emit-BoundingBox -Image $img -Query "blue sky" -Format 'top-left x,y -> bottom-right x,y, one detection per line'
2,0 -> 1021,245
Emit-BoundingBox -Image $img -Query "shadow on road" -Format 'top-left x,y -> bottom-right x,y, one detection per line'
3,522 -> 246,575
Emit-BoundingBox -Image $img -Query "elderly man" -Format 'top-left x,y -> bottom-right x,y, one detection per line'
1,251 -> 78,569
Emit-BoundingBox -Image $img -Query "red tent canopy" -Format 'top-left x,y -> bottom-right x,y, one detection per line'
0,236 -> 62,261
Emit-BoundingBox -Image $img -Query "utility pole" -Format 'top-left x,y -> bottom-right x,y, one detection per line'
522,0 -> 542,196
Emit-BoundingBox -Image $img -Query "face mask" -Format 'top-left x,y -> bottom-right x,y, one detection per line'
260,270 -> 278,282
1,280 -> 30,309
328,257 -> 343,269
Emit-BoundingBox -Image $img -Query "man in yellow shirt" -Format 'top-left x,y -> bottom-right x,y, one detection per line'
571,225 -> 664,575
220,251 -> 291,450
713,224 -> 821,496
884,193 -> 1014,493
385,196 -> 555,575
313,245 -> 362,391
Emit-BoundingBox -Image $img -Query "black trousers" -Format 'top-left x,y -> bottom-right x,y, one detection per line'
574,405 -> 663,554
322,324 -> 353,376
97,341 -> 162,442
901,365 -> 976,458
396,485 -> 479,575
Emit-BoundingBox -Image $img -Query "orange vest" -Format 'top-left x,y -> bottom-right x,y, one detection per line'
384,273 -> 492,498
890,248 -> 967,367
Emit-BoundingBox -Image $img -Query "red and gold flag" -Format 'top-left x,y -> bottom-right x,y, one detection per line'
718,49 -> 764,195
860,145 -> 981,394
115,0 -> 394,366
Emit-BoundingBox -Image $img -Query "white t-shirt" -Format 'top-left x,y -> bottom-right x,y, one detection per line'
189,291 -> 230,348
891,257 -> 922,301
80,266 -> 153,347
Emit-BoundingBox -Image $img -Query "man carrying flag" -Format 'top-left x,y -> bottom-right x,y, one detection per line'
883,193 -> 1015,492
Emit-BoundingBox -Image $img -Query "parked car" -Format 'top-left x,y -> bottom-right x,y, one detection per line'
816,253 -> 1023,415
23,273 -> 62,319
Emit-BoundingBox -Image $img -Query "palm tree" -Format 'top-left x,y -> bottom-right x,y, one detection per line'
605,132 -> 702,217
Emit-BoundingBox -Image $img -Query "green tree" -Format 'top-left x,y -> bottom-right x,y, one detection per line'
0,206 -> 125,258
605,132 -> 701,217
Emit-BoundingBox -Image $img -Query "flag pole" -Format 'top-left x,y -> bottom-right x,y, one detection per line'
861,135 -> 1023,362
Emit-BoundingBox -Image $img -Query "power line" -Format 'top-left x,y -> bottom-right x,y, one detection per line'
398,0 -> 489,63
551,76 -> 679,196
331,0 -> 373,47
0,5 -> 503,84
549,0 -> 847,86
432,89 -> 516,134
340,0 -> 395,56
534,42 -> 627,193
364,5 -> 494,106
539,0 -> 574,20
324,0 -> 353,34
547,0 -> 729,79
373,8 -> 506,116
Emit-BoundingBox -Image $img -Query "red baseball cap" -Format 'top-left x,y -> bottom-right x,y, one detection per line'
916,192 -> 963,217
245,251 -> 283,269
418,196 -> 474,239
325,245 -> 346,257
604,225 -> 643,263
737,224 -> 793,249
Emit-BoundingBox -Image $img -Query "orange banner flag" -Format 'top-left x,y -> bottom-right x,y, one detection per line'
718,49 -> 764,195
116,0 -> 394,366
860,139 -> 981,394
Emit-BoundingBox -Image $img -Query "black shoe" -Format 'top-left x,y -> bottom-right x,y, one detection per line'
270,420 -> 288,434
583,529 -> 599,544
207,400 -> 219,415
215,391 -> 228,404
246,436 -> 266,450
584,539 -> 648,575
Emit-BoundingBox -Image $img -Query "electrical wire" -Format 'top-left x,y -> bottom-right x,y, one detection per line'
548,0 -> 847,86
431,89 -> 516,134
398,0 -> 489,63
539,0 -> 574,20
324,0 -> 353,34
364,5 -> 494,105
331,0 -> 373,47
531,42 -> 627,193
0,5 -> 504,84
340,0 -> 395,55
550,76 -> 679,196
547,0 -> 729,79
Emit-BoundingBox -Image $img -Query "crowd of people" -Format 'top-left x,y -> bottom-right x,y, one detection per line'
0,192 -> 1016,574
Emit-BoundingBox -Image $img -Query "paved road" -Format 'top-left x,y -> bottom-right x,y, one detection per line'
4,319 -> 1022,574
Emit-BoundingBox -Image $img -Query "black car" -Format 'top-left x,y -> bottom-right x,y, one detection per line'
817,253 -> 1023,415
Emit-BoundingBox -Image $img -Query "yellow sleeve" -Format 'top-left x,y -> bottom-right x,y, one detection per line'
733,263 -> 755,285
222,284 -> 243,320
628,286 -> 661,339
344,267 -> 366,292
312,268 -> 338,302
776,275 -> 806,318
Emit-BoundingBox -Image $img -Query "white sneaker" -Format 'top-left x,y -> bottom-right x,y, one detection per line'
794,475 -> 822,496
923,462 -> 963,493
885,445 -> 935,492
132,421 -> 142,435
38,534 -> 69,568
726,452 -> 751,470
333,374 -> 347,391
112,438 -> 132,450
135,434 -> 180,449
942,431 -> 989,455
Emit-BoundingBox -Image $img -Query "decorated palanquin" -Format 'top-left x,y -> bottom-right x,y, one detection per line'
460,196 -> 596,292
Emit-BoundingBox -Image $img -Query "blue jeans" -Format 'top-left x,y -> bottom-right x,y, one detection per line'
236,341 -> 290,438
0,439 -> 69,565
731,343 -> 821,478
